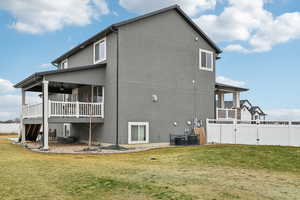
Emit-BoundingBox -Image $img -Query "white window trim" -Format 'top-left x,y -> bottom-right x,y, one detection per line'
128,122 -> 149,144
199,48 -> 214,72
61,59 -> 68,69
94,37 -> 106,64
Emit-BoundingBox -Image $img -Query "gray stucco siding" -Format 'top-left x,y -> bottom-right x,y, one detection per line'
67,44 -> 94,68
63,34 -> 113,69
53,33 -> 118,144
92,33 -> 118,144
117,10 -> 216,144
43,9 -> 217,145
60,33 -> 118,145
70,123 -> 104,144
45,67 -> 106,86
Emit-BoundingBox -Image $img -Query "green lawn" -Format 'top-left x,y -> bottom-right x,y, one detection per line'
0,136 -> 300,200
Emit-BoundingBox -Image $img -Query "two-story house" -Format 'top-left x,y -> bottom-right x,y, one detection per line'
15,5 -> 227,149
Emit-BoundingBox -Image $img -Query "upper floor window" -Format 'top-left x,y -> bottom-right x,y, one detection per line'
94,38 -> 106,64
199,48 -> 213,71
61,59 -> 68,69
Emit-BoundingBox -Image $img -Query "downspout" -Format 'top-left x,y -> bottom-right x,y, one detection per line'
111,26 -> 119,146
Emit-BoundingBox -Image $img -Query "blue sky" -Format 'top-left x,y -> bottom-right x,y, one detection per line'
0,0 -> 299,120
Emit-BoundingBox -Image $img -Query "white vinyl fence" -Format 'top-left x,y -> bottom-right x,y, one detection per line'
206,119 -> 300,147
0,123 -> 20,134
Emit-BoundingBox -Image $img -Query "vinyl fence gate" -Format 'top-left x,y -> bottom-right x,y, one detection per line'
206,119 -> 300,147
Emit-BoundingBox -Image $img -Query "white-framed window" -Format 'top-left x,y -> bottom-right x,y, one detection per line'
94,38 -> 106,64
199,48 -> 213,71
128,122 -> 149,144
61,59 -> 68,69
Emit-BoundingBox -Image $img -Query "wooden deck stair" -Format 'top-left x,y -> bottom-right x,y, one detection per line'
25,124 -> 41,141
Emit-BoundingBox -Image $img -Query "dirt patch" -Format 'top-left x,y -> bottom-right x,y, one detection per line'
23,141 -> 171,154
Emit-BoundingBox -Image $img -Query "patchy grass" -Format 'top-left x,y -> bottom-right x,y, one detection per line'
0,133 -> 18,135
178,144 -> 300,173
0,135 -> 299,200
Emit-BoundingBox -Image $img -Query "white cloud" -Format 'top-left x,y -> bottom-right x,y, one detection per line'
0,94 -> 41,108
92,0 -> 110,16
0,94 -> 21,120
40,63 -> 53,68
0,79 -> 14,93
0,94 -> 41,120
195,0 -> 300,52
112,11 -> 119,17
216,76 -> 246,87
0,0 -> 109,34
118,0 -> 217,16
249,12 -> 300,52
0,112 -> 15,118
118,0 -> 300,53
0,77 -> 41,120
224,44 -> 249,53
266,109 -> 300,120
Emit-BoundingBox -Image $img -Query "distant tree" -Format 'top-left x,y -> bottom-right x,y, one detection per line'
0,118 -> 20,123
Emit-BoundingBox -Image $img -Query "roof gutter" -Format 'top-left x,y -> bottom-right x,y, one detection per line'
14,73 -> 42,88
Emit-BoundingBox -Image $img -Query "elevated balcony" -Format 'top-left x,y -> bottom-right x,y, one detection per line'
14,64 -> 106,149
215,83 -> 248,120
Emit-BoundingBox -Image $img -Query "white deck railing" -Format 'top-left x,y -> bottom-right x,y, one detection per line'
23,101 -> 104,119
23,103 -> 43,118
216,108 -> 237,119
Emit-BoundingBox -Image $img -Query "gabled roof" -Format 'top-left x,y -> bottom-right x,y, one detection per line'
241,104 -> 251,112
240,99 -> 252,108
223,100 -> 251,109
215,83 -> 249,92
222,99 -> 267,116
52,5 -> 222,65
250,106 -> 267,115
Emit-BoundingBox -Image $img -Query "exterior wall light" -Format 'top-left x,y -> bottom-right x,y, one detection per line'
152,94 -> 158,102
186,121 -> 192,126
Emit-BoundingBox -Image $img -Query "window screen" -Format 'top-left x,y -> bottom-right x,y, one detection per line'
95,43 -> 100,62
94,39 -> 106,63
199,49 -> 213,71
201,52 -> 206,68
131,125 -> 146,142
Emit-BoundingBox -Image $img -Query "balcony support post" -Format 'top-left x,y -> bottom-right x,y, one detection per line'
42,80 -> 49,150
76,102 -> 79,118
21,88 -> 26,144
88,85 -> 94,148
218,92 -> 225,108
233,92 -> 240,108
